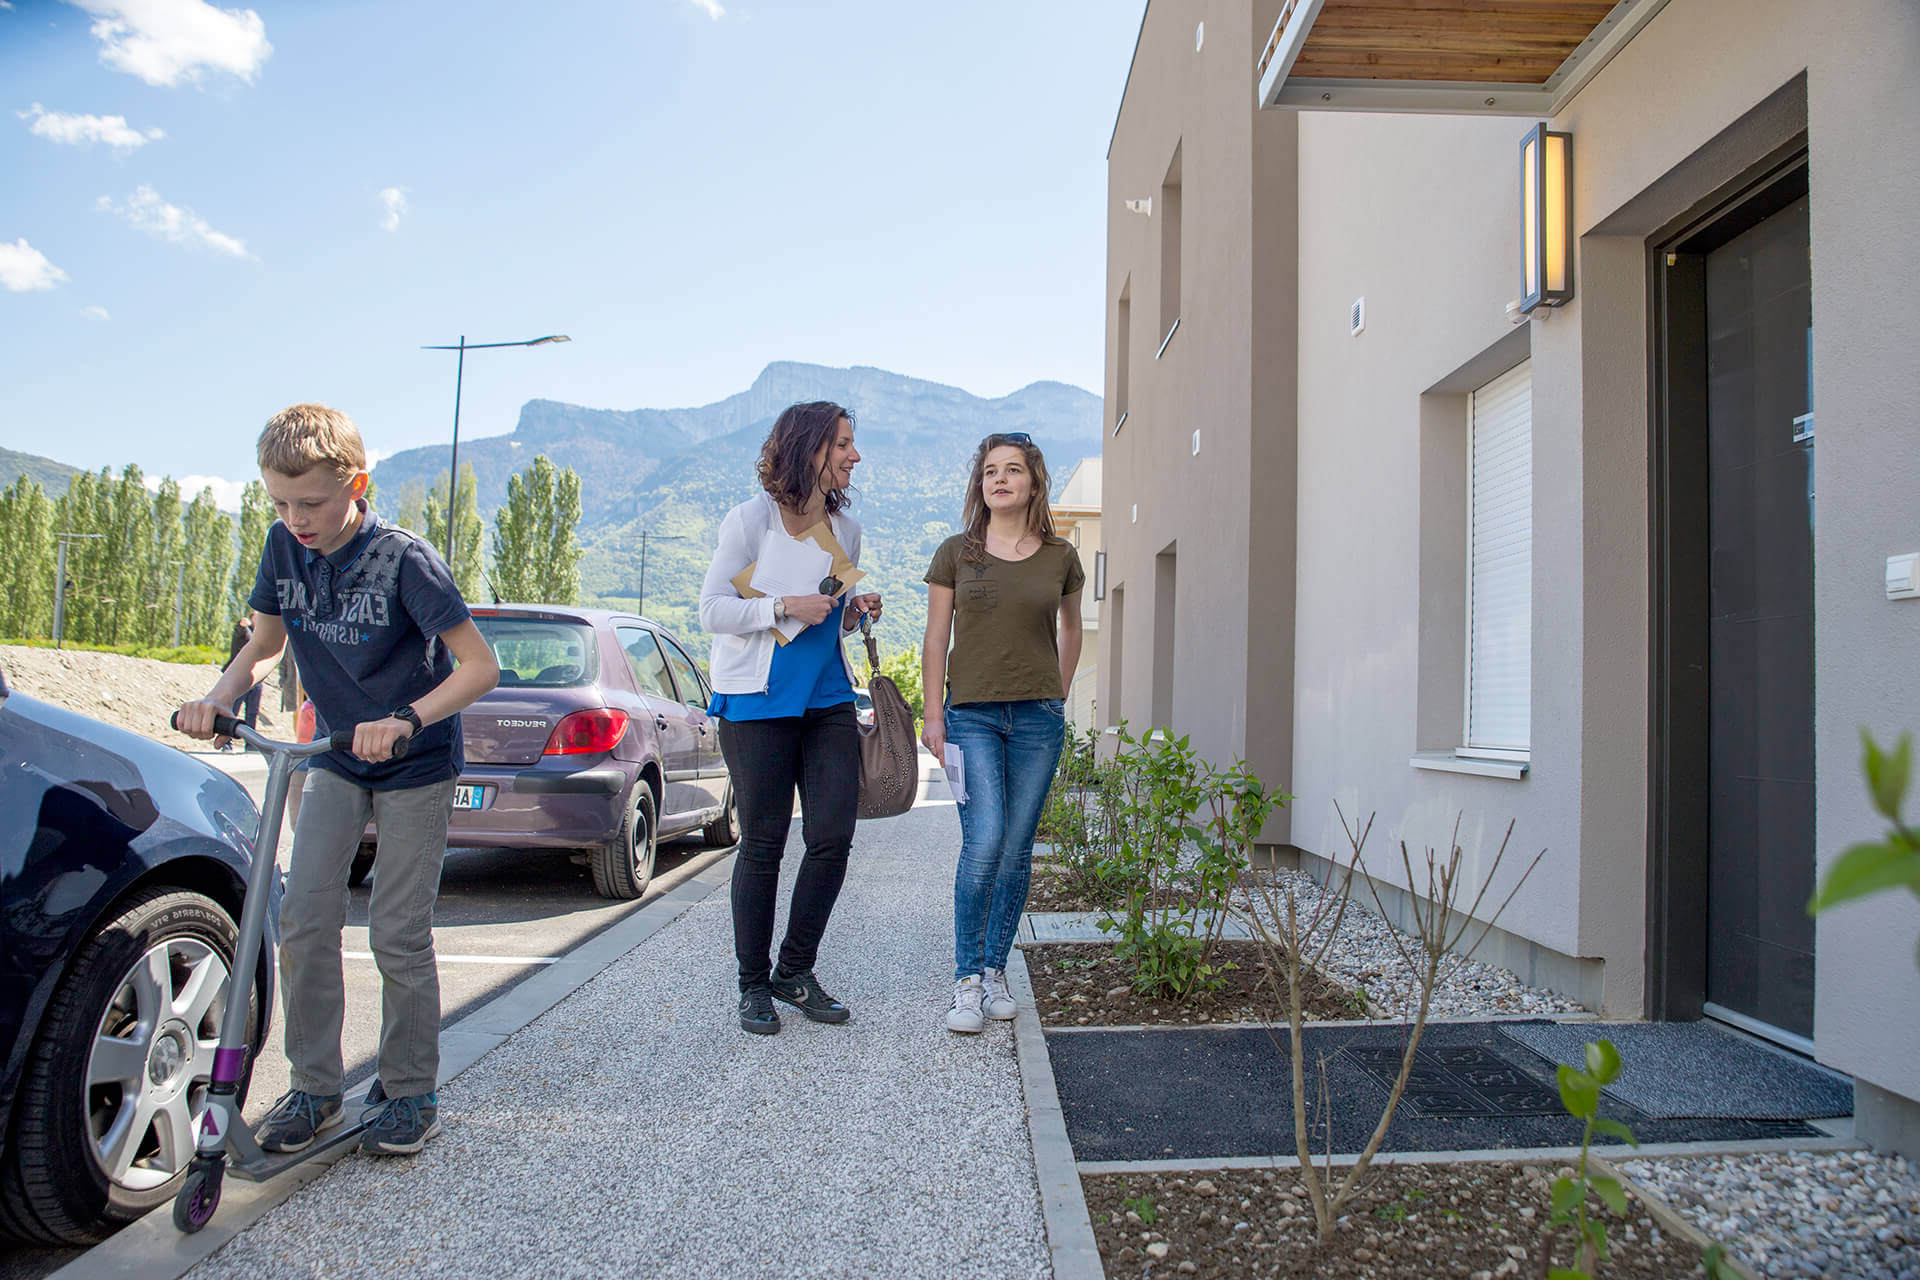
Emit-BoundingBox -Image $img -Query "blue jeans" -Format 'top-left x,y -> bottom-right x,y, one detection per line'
947,698 -> 1067,979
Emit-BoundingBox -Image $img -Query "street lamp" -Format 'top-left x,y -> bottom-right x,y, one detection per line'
420,334 -> 571,571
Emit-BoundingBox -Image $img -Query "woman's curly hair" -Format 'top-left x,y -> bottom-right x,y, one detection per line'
757,401 -> 855,515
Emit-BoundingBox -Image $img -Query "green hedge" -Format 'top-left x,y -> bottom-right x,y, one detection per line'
0,636 -> 224,665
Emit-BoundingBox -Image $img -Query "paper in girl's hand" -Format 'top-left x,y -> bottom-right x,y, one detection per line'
942,744 -> 967,804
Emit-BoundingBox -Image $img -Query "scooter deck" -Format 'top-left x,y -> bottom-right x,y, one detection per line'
225,1106 -> 378,1182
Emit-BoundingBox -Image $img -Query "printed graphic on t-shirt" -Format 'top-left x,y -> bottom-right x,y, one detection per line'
960,578 -> 1001,611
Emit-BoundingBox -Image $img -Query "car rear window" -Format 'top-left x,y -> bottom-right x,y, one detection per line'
475,617 -> 600,688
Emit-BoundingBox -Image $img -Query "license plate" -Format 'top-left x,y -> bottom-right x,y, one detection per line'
453,784 -> 487,810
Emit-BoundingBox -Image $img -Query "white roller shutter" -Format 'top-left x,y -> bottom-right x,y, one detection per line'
1465,360 -> 1532,755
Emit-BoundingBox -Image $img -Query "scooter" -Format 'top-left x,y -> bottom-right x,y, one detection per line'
166,710 -> 406,1233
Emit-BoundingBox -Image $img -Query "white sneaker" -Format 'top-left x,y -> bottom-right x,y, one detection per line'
946,976 -> 986,1034
982,968 -> 1017,1020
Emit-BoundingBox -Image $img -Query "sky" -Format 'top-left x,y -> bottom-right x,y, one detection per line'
0,0 -> 1144,506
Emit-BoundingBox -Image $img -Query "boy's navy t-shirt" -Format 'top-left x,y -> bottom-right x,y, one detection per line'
249,502 -> 470,789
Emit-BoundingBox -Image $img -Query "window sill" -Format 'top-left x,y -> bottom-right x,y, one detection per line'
1156,317 -> 1181,359
1410,751 -> 1528,780
1112,410 -> 1128,437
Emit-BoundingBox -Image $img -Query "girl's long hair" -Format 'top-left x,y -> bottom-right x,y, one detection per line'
960,434 -> 1061,563
757,401 -> 855,515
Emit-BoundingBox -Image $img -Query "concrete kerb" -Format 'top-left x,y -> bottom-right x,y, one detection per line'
49,851 -> 738,1280
1006,947 -> 1106,1280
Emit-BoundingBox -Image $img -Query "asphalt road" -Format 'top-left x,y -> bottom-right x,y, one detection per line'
1,752 -> 732,1280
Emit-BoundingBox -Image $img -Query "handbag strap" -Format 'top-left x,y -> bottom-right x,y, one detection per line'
859,612 -> 881,678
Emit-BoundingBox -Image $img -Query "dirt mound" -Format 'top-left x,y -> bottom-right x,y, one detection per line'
0,644 -> 284,751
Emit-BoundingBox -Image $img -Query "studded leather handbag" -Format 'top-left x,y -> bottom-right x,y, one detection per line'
855,614 -> 918,820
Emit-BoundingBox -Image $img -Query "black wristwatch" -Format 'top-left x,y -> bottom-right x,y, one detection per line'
391,705 -> 423,736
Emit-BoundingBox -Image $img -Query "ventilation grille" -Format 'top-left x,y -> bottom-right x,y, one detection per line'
1350,297 -> 1366,335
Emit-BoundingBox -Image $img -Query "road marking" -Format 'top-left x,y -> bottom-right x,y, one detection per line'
344,952 -> 558,965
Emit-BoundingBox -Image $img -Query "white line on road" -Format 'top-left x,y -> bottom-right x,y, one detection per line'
344,952 -> 558,965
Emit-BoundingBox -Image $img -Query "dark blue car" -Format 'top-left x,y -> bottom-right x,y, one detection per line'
0,663 -> 275,1244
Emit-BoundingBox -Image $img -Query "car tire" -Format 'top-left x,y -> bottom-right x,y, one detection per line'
0,887 -> 257,1245
348,843 -> 376,888
591,781 -> 658,900
702,786 -> 739,848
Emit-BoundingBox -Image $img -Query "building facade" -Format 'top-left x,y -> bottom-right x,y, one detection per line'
1101,0 -> 1920,1155
1051,457 -> 1104,733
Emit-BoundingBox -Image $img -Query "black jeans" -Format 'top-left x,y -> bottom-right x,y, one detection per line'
717,704 -> 859,992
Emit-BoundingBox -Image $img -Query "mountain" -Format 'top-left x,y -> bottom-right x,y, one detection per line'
370,362 -> 1104,654
0,446 -> 81,496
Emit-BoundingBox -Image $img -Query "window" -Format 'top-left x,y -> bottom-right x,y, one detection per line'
1114,281 -> 1131,433
1464,360 -> 1532,757
616,625 -> 675,701
658,635 -> 711,711
1159,143 -> 1183,350
475,617 -> 598,688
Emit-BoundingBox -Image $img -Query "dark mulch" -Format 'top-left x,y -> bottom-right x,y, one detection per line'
1022,940 -> 1365,1027
1084,1162 -> 1709,1278
1024,859 -> 1122,913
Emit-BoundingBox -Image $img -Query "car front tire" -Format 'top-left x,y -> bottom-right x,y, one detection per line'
591,781 -> 658,900
702,786 -> 739,848
0,887 -> 257,1245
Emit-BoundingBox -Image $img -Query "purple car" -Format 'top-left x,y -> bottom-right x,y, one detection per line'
355,605 -> 735,899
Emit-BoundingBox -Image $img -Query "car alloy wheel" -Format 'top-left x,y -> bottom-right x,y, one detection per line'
591,781 -> 658,900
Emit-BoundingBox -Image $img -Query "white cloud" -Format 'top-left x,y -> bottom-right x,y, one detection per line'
0,238 -> 68,291
378,186 -> 407,232
82,304 -> 111,320
689,0 -> 724,18
67,0 -> 271,88
97,185 -> 253,259
145,472 -> 247,509
364,447 -> 393,468
18,102 -> 164,151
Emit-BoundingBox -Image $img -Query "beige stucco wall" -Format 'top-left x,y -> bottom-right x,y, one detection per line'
1286,0 -> 1920,1097
1102,0 -> 1297,835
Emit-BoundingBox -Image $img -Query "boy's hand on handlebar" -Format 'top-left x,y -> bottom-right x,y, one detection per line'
353,717 -> 413,763
175,699 -> 232,747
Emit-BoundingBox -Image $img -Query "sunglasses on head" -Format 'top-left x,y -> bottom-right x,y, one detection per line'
991,432 -> 1033,447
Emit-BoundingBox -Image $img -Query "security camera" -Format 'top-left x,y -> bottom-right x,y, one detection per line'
1124,198 -> 1152,216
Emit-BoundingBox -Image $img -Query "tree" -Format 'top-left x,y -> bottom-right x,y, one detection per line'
393,481 -> 428,536
230,480 -> 272,621
424,465 -> 483,602
182,487 -> 234,646
491,454 -> 582,605
147,476 -> 184,646
877,644 -> 924,722
0,477 -> 54,638
100,465 -> 152,644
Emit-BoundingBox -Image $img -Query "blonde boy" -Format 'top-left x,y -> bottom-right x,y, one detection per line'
178,403 -> 498,1156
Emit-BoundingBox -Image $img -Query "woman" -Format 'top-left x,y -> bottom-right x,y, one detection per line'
700,401 -> 881,1035
921,432 -> 1084,1033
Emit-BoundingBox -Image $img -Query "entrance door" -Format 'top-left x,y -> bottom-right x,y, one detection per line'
1701,193 -> 1816,1041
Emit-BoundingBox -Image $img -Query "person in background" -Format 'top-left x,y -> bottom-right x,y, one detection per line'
225,617 -> 263,747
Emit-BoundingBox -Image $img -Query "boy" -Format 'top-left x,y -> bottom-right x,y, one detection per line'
178,403 -> 499,1156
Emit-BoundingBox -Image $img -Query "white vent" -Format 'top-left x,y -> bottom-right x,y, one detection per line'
1350,297 -> 1366,335
1131,503 -> 1138,524
1195,21 -> 1205,52
1191,430 -> 1201,456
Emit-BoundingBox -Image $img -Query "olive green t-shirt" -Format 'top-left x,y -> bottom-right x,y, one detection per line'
925,535 -> 1085,705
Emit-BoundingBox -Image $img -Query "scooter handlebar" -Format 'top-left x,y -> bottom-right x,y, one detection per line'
171,713 -> 408,759
172,710 -> 245,739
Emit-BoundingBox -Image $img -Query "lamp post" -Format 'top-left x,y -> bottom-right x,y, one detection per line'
420,334 -> 571,572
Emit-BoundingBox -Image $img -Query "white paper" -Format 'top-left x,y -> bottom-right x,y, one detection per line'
749,528 -> 834,641
942,744 -> 967,804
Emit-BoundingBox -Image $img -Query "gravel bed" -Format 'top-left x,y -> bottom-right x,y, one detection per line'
1619,1149 -> 1920,1279
186,801 -> 1049,1280
1234,868 -> 1587,1021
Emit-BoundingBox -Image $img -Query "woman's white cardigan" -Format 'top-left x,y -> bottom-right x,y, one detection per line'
699,491 -> 863,696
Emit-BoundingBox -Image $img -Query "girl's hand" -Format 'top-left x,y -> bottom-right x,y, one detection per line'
782,594 -> 836,626
850,593 -> 882,623
920,718 -> 945,759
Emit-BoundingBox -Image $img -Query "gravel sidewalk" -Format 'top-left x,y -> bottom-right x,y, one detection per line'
186,796 -> 1051,1280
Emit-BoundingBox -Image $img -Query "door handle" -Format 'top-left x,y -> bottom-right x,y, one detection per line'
654,714 -> 668,732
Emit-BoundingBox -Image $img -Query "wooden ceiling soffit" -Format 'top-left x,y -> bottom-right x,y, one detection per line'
1257,0 -> 1674,116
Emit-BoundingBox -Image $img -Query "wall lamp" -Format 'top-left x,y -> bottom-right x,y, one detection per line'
1124,198 -> 1153,216
1519,123 -> 1573,314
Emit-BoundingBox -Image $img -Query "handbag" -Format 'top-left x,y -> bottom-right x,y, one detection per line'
854,614 -> 919,820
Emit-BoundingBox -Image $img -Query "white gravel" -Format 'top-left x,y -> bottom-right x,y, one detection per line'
1620,1149 -> 1920,1280
1234,867 -> 1588,1020
187,799 -> 1051,1280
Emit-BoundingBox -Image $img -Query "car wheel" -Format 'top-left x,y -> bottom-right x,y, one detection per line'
702,786 -> 739,848
348,843 -> 376,888
0,887 -> 257,1245
591,781 -> 657,900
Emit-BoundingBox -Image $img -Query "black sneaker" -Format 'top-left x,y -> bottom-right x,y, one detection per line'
739,985 -> 781,1035
769,969 -> 851,1024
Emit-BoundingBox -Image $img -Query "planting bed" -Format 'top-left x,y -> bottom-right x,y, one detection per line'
1023,940 -> 1364,1027
1083,1162 -> 1710,1279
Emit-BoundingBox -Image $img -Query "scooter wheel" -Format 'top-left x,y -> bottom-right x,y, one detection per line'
172,1158 -> 223,1233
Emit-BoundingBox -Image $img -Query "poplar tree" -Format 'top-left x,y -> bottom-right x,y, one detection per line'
491,454 -> 582,605
182,487 -> 235,646
0,477 -> 54,638
424,466 -> 483,601
230,480 -> 272,619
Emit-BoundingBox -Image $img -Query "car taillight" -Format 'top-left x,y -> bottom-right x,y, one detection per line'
543,709 -> 629,755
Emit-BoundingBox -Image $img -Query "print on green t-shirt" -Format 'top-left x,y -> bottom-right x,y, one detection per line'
925,535 -> 1085,706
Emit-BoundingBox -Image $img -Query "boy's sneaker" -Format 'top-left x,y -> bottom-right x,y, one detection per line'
769,969 -> 851,1024
983,968 -> 1017,1020
946,976 -> 986,1034
360,1091 -> 440,1156
256,1089 -> 344,1153
739,985 -> 781,1035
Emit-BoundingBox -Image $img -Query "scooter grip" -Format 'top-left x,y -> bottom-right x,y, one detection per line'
325,729 -> 411,759
172,711 -> 244,738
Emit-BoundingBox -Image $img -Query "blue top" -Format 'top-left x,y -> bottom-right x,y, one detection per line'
708,607 -> 853,721
249,501 -> 471,789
